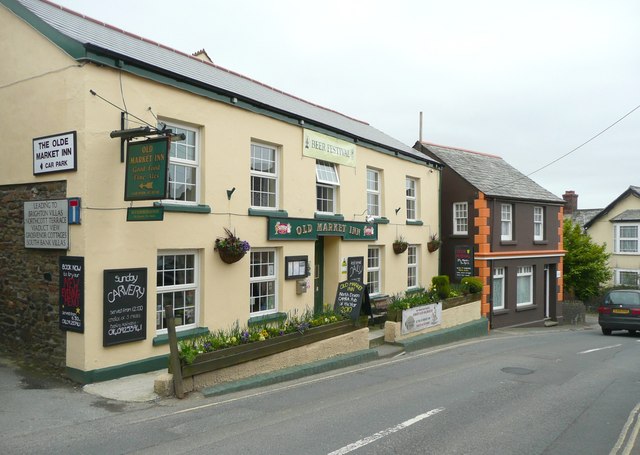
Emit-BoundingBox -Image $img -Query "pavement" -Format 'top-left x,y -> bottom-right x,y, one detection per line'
82,314 -> 600,403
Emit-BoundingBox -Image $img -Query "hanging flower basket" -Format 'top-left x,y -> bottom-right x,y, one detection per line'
427,233 -> 441,253
215,228 -> 250,264
393,242 -> 408,254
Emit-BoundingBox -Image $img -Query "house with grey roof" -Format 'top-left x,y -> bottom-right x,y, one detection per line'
562,190 -> 602,228
0,0 -> 442,382
415,141 -> 566,328
584,185 -> 640,287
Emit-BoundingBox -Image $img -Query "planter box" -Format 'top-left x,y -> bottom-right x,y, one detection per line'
180,320 -> 355,379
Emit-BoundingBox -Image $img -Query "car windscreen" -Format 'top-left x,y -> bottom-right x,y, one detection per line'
606,291 -> 640,307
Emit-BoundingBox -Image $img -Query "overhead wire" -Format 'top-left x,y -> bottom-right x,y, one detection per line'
485,102 -> 640,193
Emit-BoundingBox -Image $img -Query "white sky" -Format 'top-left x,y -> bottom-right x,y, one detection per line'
52,0 -> 640,209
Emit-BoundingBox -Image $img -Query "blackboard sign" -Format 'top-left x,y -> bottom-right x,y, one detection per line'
347,256 -> 365,283
334,280 -> 365,320
103,268 -> 147,346
455,245 -> 473,279
59,256 -> 84,332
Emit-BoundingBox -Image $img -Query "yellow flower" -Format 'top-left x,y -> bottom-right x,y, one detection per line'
259,335 -> 265,341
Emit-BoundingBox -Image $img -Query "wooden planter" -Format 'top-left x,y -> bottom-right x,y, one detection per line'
217,248 -> 246,264
393,242 -> 408,254
180,320 -> 355,379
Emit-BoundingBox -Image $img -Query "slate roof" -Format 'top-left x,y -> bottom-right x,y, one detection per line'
419,142 -> 563,203
585,186 -> 640,228
610,209 -> 640,222
5,0 -> 438,166
564,209 -> 603,228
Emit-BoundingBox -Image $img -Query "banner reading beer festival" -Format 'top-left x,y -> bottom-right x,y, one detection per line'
268,217 -> 377,241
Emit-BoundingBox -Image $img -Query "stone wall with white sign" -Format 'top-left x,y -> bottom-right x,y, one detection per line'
0,181 -> 67,373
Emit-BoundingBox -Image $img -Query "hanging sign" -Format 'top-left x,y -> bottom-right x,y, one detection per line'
59,256 -> 84,333
33,131 -> 77,175
127,206 -> 164,221
124,137 -> 170,201
103,268 -> 147,346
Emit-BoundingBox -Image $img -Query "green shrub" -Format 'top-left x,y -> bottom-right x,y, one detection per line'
431,275 -> 451,300
461,277 -> 483,294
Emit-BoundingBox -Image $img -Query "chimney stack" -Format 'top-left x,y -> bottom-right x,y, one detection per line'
563,190 -> 578,214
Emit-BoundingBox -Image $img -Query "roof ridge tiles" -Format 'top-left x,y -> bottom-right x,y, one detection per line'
39,0 -> 370,127
420,140 -> 501,159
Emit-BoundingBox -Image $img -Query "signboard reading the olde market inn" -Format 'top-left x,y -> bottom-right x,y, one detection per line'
124,137 -> 170,201
268,218 -> 377,241
24,199 -> 69,249
303,129 -> 356,167
33,131 -> 77,175
103,268 -> 147,346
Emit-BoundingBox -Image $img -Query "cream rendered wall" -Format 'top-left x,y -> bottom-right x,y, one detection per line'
2,4 -> 439,372
587,194 -> 640,283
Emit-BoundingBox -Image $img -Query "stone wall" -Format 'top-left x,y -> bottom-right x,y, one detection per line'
0,181 -> 67,373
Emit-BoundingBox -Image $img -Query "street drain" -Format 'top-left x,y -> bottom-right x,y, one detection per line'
501,367 -> 534,376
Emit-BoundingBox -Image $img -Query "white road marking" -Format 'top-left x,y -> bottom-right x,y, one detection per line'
578,344 -> 622,354
610,402 -> 640,455
327,408 -> 445,455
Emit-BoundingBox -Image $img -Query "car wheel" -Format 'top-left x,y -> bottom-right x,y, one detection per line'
602,328 -> 612,335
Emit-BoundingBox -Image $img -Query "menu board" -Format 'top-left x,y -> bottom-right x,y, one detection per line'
103,268 -> 147,346
334,280 -> 365,320
347,256 -> 364,283
455,245 -> 473,279
59,256 -> 84,332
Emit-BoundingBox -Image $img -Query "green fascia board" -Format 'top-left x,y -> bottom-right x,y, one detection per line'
65,354 -> 168,384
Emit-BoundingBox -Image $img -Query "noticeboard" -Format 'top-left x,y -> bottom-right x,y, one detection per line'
124,137 -> 170,201
103,268 -> 147,346
59,256 -> 84,332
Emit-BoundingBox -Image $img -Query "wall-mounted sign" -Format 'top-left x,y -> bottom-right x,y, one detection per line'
127,206 -> 164,222
285,256 -> 309,279
303,129 -> 356,167
455,245 -> 473,279
103,268 -> 147,346
347,256 -> 365,283
268,217 -> 377,241
24,199 -> 69,250
33,131 -> 77,175
59,256 -> 84,332
401,302 -> 442,335
124,137 -> 170,201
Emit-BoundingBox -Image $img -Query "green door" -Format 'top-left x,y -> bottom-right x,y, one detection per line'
314,237 -> 324,314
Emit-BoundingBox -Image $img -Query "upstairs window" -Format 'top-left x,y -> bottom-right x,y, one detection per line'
533,206 -> 544,241
316,161 -> 339,214
406,178 -> 418,221
367,168 -> 381,217
164,123 -> 198,203
614,224 -> 640,253
251,143 -> 278,209
453,202 -> 468,235
501,204 -> 513,241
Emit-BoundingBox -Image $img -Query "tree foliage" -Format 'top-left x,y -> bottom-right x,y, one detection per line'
563,219 -> 611,301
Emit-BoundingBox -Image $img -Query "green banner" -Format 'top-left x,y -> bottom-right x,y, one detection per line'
268,217 -> 377,241
124,137 -> 169,201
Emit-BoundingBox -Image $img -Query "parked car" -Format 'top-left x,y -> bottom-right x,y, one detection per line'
598,289 -> 640,335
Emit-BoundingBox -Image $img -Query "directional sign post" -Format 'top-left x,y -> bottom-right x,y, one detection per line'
124,137 -> 170,201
